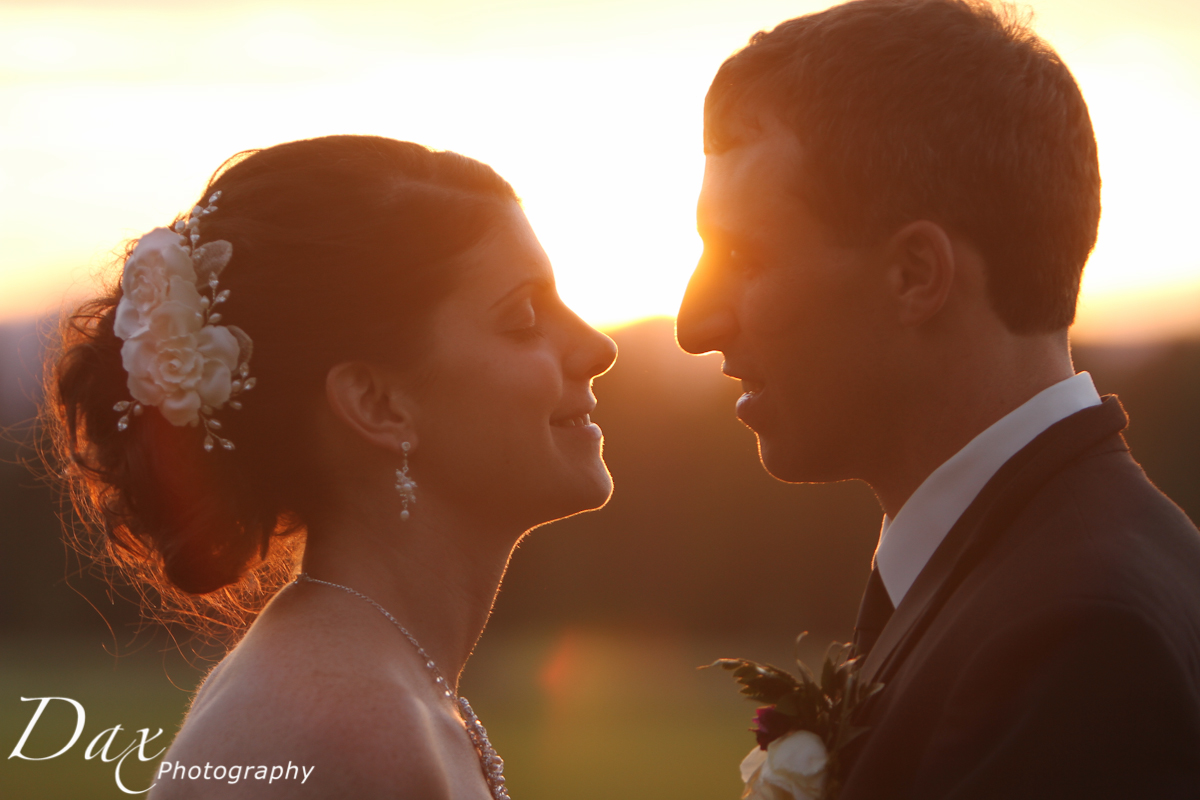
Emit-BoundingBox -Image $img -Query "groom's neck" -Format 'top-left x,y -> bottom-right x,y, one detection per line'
867,327 -> 1074,518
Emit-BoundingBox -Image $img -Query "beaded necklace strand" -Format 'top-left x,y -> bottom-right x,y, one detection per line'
295,573 -> 510,799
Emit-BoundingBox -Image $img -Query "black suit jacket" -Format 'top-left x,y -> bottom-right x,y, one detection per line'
842,396 -> 1200,799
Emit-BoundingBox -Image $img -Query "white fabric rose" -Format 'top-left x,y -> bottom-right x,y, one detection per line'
109,198 -> 248,438
740,731 -> 828,800
114,228 -> 201,340
120,302 -> 241,426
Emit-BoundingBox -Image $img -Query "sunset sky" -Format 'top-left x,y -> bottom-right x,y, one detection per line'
1,0 -> 1198,343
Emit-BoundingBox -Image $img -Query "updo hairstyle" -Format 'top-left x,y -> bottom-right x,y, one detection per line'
41,135 -> 518,629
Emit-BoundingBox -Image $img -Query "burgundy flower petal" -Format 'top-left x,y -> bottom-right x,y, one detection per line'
751,705 -> 796,750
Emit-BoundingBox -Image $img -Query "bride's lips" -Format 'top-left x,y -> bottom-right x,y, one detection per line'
550,407 -> 602,439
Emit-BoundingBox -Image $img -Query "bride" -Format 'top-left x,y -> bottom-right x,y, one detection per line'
43,135 -> 617,798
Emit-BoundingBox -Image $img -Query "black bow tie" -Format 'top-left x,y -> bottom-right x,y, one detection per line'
853,567 -> 895,658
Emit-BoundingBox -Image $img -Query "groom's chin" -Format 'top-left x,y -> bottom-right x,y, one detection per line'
755,433 -> 848,485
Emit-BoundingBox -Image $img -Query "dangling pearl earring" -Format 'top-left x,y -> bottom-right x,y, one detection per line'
395,442 -> 417,521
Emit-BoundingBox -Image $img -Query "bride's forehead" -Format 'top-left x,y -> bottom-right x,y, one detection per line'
453,214 -> 554,299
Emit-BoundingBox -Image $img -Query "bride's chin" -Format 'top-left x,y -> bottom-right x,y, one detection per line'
540,465 -> 614,523
579,463 -> 615,510
583,471 -> 615,510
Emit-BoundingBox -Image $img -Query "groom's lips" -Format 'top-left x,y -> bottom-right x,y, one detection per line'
724,367 -> 766,426
736,382 -> 765,424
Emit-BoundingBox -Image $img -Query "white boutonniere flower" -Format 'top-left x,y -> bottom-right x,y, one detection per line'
705,639 -> 884,800
740,730 -> 827,800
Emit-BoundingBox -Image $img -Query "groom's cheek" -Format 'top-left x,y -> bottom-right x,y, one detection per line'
750,350 -> 868,483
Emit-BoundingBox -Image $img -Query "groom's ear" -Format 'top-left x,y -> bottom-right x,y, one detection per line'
883,220 -> 958,328
324,361 -> 419,456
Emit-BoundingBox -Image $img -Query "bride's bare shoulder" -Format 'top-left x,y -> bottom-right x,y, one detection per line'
150,587 -> 454,799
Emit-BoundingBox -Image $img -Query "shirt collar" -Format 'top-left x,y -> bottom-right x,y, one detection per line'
874,372 -> 1102,607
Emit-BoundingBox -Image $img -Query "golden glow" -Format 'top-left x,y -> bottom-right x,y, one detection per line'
1,1 -> 1198,342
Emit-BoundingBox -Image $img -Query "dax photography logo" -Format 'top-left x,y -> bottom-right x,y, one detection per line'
8,697 -> 167,795
8,696 -> 317,795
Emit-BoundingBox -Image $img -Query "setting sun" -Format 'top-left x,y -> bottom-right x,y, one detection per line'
1,0 -> 1198,341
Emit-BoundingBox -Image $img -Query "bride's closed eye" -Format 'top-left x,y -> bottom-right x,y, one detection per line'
505,299 -> 541,339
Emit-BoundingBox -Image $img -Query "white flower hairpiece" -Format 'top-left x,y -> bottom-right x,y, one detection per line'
112,191 -> 255,452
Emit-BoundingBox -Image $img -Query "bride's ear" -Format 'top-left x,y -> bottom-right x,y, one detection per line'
324,361 -> 419,455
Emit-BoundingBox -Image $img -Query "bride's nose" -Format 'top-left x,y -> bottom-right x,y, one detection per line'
566,319 -> 618,380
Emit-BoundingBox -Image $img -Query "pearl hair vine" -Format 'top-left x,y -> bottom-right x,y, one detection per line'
111,191 -> 256,452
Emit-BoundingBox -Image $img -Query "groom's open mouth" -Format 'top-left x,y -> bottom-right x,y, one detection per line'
740,379 -> 765,396
721,366 -> 766,420
722,367 -> 765,398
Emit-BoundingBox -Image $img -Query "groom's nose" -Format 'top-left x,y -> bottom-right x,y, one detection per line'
676,263 -> 737,355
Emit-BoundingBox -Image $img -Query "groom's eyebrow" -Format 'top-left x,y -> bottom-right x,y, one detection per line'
697,221 -> 732,244
698,222 -> 756,251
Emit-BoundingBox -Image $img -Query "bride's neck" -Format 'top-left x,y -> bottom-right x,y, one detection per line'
299,496 -> 520,694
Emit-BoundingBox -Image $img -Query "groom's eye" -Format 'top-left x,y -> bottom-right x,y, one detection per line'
727,249 -> 755,275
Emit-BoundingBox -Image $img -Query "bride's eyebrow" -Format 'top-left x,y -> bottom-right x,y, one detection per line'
490,277 -> 553,309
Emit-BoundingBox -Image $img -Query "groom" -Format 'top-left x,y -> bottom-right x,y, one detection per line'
677,0 -> 1200,796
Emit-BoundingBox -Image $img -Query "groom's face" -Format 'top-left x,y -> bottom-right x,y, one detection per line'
678,122 -> 893,482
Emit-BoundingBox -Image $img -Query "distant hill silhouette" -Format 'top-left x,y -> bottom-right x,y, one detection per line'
0,321 -> 41,428
1,317 -> 1198,641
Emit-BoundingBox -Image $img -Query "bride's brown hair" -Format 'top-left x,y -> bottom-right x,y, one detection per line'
40,135 -> 517,634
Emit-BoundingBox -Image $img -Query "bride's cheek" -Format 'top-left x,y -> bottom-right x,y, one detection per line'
504,350 -> 559,398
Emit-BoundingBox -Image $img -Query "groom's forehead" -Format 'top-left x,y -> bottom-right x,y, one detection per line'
699,128 -> 804,231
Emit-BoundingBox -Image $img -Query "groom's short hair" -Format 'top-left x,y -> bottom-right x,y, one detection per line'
704,0 -> 1100,334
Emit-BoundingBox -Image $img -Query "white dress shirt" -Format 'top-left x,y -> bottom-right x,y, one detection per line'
874,372 -> 1103,608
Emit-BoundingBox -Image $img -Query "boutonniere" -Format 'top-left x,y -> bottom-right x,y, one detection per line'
704,638 -> 883,800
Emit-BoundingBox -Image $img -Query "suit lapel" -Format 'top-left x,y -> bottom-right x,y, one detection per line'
860,396 -> 1129,688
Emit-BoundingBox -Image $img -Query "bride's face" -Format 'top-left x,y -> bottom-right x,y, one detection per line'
408,202 -> 618,529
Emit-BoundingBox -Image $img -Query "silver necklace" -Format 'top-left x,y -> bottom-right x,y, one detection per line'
295,573 -> 510,800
